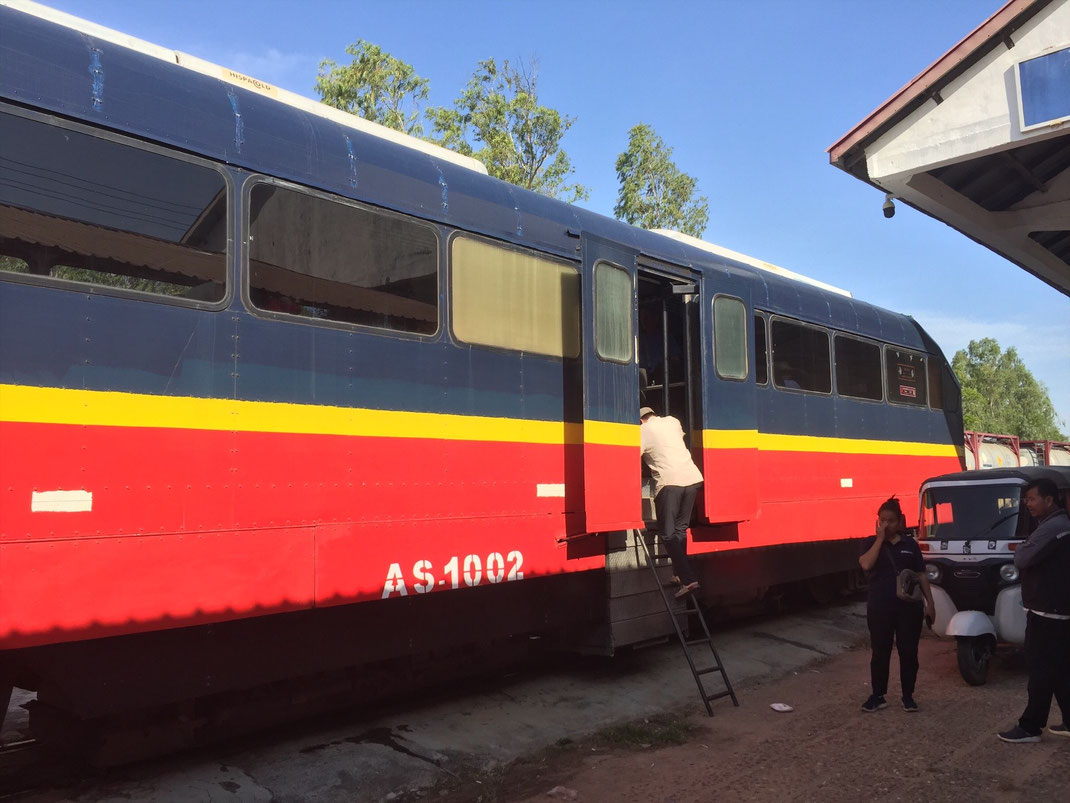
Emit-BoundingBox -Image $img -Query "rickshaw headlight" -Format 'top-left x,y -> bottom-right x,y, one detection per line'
925,564 -> 941,583
999,564 -> 1019,583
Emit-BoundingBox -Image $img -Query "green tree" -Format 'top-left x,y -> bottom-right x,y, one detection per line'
51,266 -> 188,296
0,255 -> 28,274
614,123 -> 709,237
0,254 -> 185,296
951,338 -> 1064,439
316,41 -> 430,136
427,59 -> 588,203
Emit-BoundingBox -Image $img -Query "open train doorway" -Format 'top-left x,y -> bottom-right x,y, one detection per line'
590,267 -> 707,652
638,271 -> 700,446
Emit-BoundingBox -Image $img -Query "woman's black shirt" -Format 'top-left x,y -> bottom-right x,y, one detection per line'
859,535 -> 925,612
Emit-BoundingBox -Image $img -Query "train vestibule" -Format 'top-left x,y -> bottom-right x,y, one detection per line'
638,272 -> 700,441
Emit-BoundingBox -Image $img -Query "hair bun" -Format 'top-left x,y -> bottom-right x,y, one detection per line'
878,495 -> 903,517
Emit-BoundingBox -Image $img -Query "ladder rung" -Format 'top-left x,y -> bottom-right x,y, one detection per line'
633,528 -> 736,714
705,690 -> 734,701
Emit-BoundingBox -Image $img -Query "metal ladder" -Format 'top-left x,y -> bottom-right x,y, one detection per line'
635,529 -> 739,716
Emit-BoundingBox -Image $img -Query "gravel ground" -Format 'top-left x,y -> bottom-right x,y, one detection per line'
10,606 -> 1067,802
7,601 -> 869,802
443,634 -> 1070,802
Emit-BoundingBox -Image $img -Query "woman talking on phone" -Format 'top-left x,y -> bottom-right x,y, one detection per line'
858,496 -> 936,713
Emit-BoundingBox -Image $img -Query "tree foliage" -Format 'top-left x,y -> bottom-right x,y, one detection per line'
0,256 -> 27,274
0,256 -> 185,296
427,59 -> 588,203
951,338 -> 1064,439
614,123 -> 709,237
316,40 -> 430,136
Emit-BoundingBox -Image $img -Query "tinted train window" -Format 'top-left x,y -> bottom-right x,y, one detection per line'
927,357 -> 945,410
834,335 -> 883,401
452,236 -> 580,358
595,262 -> 633,362
248,183 -> 438,333
886,347 -> 928,406
0,109 -> 226,301
713,296 -> 747,380
754,314 -> 768,385
771,319 -> 831,393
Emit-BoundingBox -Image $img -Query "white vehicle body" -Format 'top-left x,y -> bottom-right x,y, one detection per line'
918,466 -> 1070,684
932,584 -> 1026,644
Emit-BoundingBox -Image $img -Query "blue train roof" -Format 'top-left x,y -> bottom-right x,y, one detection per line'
0,1 -> 937,355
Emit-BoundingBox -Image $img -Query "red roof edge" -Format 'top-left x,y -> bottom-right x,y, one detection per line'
828,0 -> 1050,166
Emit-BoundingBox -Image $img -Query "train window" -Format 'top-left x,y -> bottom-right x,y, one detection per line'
885,347 -> 928,406
248,183 -> 438,333
451,236 -> 580,358
834,335 -> 883,401
0,108 -> 226,301
927,357 -> 945,410
754,313 -> 768,384
595,262 -> 633,362
713,295 -> 747,380
771,318 -> 831,393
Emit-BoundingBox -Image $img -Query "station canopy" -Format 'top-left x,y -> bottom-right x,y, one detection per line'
829,0 -> 1070,296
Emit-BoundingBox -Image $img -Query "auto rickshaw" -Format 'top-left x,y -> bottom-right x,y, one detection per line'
917,465 -> 1070,685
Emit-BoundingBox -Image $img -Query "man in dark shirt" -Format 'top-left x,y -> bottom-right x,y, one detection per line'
997,478 -> 1070,743
858,497 -> 935,713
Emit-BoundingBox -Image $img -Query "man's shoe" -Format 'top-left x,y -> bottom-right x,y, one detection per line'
1048,723 -> 1070,738
902,697 -> 918,712
998,726 -> 1042,743
861,694 -> 887,713
674,581 -> 699,599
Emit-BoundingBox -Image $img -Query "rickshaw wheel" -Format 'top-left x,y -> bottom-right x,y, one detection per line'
956,636 -> 993,686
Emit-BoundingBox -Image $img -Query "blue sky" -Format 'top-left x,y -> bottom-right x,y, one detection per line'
40,0 -> 1070,431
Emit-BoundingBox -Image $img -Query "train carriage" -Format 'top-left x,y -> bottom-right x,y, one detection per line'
0,1 -> 964,750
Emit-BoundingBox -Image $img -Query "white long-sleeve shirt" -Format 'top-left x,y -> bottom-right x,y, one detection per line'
640,415 -> 703,497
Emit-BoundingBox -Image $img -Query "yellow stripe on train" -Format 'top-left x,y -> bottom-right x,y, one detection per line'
701,428 -> 962,458
0,383 -> 583,445
0,384 -> 957,456
583,419 -> 640,448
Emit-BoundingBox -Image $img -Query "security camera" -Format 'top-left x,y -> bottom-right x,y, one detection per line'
882,193 -> 895,219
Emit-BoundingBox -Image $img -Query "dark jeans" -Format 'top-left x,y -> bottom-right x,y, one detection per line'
1018,612 -> 1070,733
654,482 -> 702,585
867,604 -> 923,698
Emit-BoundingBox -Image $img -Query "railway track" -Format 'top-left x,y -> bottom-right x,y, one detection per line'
0,739 -> 47,798
0,599 -> 869,801
0,737 -> 94,799
0,589 -> 861,802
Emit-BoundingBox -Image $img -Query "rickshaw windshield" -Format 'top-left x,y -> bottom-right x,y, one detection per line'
922,483 -> 1023,541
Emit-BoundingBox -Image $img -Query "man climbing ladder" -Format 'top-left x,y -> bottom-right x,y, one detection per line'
639,406 -> 704,599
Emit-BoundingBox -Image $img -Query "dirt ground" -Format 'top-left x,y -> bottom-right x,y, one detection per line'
430,633 -> 1070,803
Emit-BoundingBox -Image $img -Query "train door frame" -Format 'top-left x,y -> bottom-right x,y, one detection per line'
578,234 -> 644,533
637,265 -> 701,447
636,259 -> 709,525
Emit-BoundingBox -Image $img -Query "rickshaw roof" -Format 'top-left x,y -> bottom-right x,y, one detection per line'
921,466 -> 1070,490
